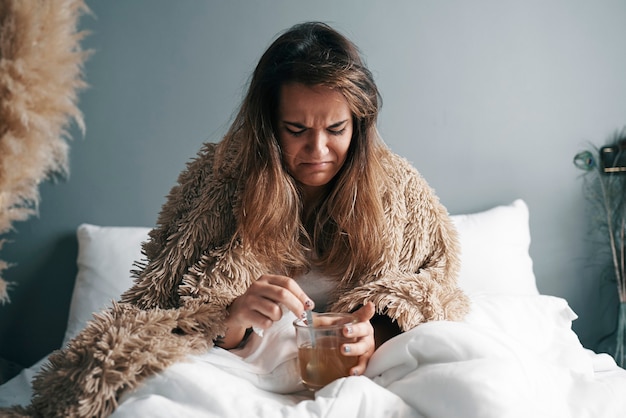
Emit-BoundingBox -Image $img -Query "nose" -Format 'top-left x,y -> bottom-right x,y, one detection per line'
307,130 -> 329,157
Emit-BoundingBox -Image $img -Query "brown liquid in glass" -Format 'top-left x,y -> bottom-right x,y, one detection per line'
298,337 -> 359,390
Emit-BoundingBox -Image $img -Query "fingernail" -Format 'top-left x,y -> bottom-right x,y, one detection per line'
345,325 -> 353,335
300,311 -> 307,319
343,345 -> 351,353
352,369 -> 360,376
305,299 -> 314,309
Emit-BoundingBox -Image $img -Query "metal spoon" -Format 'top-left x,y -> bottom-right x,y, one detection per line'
305,310 -> 320,379
305,309 -> 316,348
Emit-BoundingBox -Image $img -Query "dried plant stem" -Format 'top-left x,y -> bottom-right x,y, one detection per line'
617,215 -> 626,302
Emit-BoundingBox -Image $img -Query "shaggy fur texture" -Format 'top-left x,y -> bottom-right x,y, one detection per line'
0,0 -> 90,303
1,142 -> 469,417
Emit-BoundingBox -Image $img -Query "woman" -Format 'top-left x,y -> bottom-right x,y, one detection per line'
16,22 -> 469,417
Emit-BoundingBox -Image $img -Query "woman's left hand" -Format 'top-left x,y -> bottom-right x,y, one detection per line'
341,301 -> 376,376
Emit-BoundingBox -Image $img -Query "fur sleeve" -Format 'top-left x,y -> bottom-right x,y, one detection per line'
120,143 -> 238,311
330,156 -> 469,331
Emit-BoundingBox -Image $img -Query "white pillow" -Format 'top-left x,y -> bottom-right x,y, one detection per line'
450,199 -> 539,296
62,224 -> 151,346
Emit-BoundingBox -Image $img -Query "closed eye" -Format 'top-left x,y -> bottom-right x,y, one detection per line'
327,120 -> 348,136
328,128 -> 346,136
285,127 -> 306,137
282,120 -> 349,137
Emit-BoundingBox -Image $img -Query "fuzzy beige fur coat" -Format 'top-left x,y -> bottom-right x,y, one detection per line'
3,142 -> 469,418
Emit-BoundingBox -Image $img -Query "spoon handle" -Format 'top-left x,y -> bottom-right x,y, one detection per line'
305,309 -> 316,348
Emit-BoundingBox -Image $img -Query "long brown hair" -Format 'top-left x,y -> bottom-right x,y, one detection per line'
217,22 -> 389,281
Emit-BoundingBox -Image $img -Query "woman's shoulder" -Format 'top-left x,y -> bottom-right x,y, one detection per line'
191,142 -> 219,170
379,149 -> 427,187
177,140 -> 240,184
378,149 -> 443,215
165,141 -> 241,214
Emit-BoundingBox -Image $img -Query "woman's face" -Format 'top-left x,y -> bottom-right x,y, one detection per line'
277,83 -> 353,198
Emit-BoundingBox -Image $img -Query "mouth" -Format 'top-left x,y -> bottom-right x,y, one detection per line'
300,161 -> 331,167
299,162 -> 332,173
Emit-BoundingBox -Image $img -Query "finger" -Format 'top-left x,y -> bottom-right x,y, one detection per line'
244,309 -> 276,330
351,301 -> 375,322
229,294 -> 280,329
349,354 -> 370,377
251,296 -> 284,322
343,321 -> 372,339
343,301 -> 375,338
250,275 -> 301,306
341,338 -> 372,357
262,274 -> 314,316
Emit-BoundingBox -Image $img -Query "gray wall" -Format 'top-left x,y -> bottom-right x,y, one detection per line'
2,0 -> 626,370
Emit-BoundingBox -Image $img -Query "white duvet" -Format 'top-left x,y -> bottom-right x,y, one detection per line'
108,293 -> 626,418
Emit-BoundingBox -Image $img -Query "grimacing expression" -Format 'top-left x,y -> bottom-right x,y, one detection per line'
277,83 -> 353,195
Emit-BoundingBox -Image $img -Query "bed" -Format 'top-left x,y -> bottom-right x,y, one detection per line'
1,199 -> 625,417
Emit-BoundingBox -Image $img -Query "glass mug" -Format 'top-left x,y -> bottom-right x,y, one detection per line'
293,312 -> 358,391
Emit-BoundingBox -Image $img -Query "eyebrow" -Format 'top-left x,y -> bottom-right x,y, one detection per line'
283,120 -> 349,130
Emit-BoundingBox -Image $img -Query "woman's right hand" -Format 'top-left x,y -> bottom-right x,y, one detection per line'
215,274 -> 313,349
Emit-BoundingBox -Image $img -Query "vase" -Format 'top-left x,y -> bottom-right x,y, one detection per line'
597,301 -> 626,368
616,302 -> 626,368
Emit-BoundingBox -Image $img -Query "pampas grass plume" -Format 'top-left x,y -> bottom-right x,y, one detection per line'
0,0 -> 91,303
